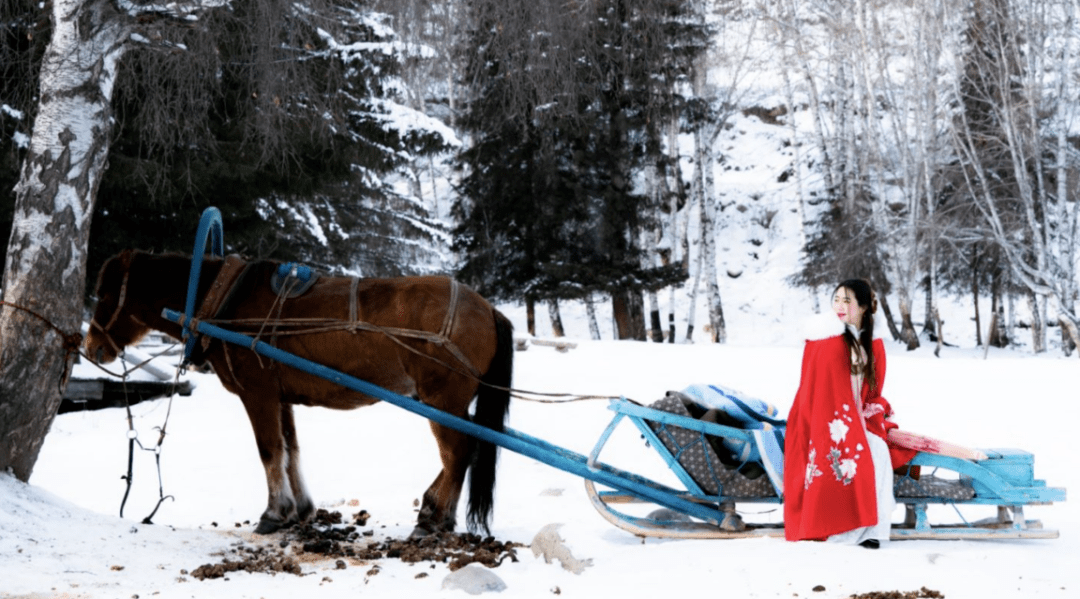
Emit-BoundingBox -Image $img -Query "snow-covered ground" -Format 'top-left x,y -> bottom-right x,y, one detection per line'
2,310 -> 1075,598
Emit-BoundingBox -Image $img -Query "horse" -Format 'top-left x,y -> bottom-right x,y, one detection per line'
84,249 -> 513,537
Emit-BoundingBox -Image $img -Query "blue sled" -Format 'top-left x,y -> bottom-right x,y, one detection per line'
585,397 -> 1066,540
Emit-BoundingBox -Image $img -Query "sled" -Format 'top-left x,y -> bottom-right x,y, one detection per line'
584,396 -> 1067,540
158,207 -> 1065,542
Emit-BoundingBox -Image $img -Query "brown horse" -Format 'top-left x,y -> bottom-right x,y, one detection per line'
84,250 -> 513,536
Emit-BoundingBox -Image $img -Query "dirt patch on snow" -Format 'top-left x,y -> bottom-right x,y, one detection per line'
185,508 -> 522,579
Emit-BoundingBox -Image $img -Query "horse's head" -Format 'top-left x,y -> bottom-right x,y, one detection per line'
85,250 -> 152,364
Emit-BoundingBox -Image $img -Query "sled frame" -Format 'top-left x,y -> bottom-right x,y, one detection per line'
586,398 -> 1065,540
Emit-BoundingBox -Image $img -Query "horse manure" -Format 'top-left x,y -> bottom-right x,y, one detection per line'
189,543 -> 302,580
848,589 -> 944,599
190,509 -> 522,579
313,508 -> 344,525
285,516 -> 523,571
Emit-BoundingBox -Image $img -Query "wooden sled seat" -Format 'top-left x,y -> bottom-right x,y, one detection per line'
648,392 -> 978,503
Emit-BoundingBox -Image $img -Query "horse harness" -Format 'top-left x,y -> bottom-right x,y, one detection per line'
187,256 -> 482,380
89,264 -> 133,360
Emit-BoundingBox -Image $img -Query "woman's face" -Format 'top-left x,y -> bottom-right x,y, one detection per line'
833,286 -> 866,328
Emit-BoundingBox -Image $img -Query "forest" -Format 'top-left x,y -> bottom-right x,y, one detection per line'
1,1 -> 1078,471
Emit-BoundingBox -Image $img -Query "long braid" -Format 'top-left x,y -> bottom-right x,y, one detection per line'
837,279 -> 878,395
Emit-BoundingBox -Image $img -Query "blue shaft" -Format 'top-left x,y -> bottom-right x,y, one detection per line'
162,308 -> 725,525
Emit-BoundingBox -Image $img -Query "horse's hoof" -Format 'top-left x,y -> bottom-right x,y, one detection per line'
409,525 -> 434,539
254,517 -> 287,534
296,502 -> 315,524
410,523 -> 452,539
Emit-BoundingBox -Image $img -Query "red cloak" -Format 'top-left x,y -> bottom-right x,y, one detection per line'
783,335 -> 916,541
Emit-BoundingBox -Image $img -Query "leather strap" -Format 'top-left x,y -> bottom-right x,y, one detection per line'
196,255 -> 250,353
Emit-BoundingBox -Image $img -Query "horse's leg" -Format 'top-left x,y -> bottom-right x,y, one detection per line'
238,392 -> 300,534
411,420 -> 475,537
280,402 -> 314,525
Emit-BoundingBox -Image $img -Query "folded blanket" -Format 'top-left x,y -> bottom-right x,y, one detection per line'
886,430 -> 988,461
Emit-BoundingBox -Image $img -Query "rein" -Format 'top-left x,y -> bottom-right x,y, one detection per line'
184,313 -> 626,405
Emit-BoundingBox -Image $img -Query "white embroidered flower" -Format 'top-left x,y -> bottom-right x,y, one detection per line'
828,418 -> 849,444
856,443 -> 864,451
842,404 -> 850,412
805,448 -> 823,490
839,458 -> 858,481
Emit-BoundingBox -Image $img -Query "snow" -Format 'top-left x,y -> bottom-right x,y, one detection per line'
3,312 -> 1076,598
3,6 -> 1076,597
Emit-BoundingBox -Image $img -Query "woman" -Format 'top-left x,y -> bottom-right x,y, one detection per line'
782,279 -> 916,548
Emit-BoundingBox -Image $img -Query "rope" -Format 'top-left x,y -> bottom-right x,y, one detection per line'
190,315 -> 627,405
115,353 -> 177,524
0,300 -> 84,352
0,300 -> 84,391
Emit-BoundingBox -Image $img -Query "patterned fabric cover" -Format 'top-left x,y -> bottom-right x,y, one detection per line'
647,394 -> 777,498
893,474 -> 976,500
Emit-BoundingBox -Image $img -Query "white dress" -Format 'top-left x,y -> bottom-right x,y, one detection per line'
827,331 -> 895,545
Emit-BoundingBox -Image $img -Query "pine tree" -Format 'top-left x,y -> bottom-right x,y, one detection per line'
454,0 -> 701,338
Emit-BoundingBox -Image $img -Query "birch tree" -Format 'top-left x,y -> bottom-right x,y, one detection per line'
946,0 -> 1080,354
0,0 -> 229,481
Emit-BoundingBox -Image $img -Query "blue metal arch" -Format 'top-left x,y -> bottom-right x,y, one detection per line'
182,207 -> 224,361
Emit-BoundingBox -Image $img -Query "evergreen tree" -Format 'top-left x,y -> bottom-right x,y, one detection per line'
2,0 -> 455,290
454,0 -> 702,338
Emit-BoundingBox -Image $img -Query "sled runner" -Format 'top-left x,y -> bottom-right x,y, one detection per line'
584,395 -> 1066,540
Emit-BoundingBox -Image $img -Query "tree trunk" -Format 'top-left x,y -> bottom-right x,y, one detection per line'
648,292 -> 663,343
696,130 -> 725,344
612,289 -> 646,341
878,293 -> 902,342
0,0 -> 129,481
972,246 -> 982,347
585,294 -> 601,341
666,116 -> 681,345
921,275 -> 934,336
525,296 -> 536,336
547,299 -> 564,338
667,286 -> 676,344
1059,315 -> 1079,358
1027,291 -> 1046,354
933,308 -> 944,358
684,246 -> 702,343
988,274 -> 1009,348
896,290 -> 920,350
1007,291 -> 1016,344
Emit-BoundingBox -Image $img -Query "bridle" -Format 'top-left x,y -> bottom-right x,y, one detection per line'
88,269 -> 130,359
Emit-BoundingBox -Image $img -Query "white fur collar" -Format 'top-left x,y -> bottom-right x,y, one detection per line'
801,312 -> 882,341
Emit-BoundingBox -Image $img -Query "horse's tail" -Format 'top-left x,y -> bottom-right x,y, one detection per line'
467,308 -> 513,534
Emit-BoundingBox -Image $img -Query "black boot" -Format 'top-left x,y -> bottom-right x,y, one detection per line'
859,539 -> 880,550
